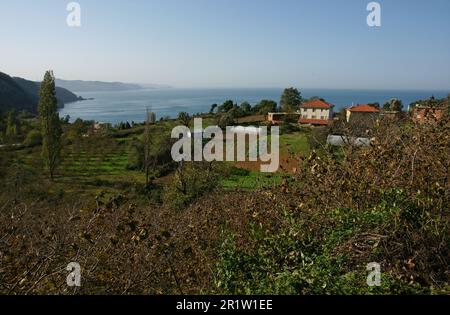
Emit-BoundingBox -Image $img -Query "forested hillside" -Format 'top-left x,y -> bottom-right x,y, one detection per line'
0,72 -> 35,113
0,72 -> 82,113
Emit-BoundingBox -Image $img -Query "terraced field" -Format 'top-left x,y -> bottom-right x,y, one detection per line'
14,135 -> 143,197
6,125 -> 311,197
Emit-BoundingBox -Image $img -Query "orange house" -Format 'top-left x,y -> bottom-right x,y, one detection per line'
346,104 -> 380,123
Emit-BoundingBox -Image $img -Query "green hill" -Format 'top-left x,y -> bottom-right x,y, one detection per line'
0,72 -> 35,113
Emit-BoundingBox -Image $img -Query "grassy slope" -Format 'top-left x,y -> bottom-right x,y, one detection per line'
4,121 -> 311,198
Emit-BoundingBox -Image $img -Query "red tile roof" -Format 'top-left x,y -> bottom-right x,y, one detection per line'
300,100 -> 334,109
299,118 -> 330,126
347,104 -> 380,113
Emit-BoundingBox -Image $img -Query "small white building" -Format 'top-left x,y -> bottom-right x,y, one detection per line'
299,100 -> 334,126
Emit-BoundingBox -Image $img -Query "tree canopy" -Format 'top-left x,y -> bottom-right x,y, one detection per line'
178,112 -> 191,127
253,99 -> 277,115
280,87 -> 302,112
218,100 -> 235,113
383,98 -> 403,112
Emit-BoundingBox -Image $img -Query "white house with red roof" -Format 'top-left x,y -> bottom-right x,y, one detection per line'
299,99 -> 334,126
346,104 -> 380,123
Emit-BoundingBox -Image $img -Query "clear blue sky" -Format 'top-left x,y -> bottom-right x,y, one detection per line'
1,0 -> 449,89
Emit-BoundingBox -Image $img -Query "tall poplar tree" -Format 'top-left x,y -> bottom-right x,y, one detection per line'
38,71 -> 62,180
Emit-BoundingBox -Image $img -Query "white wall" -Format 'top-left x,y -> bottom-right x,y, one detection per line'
300,108 -> 332,120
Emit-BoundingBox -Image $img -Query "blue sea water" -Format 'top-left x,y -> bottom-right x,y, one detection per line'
59,88 -> 449,125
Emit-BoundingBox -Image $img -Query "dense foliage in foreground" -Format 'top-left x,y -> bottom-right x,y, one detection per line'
214,119 -> 450,294
0,115 -> 449,294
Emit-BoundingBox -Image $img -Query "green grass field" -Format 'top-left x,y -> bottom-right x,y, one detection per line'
220,170 -> 285,189
279,131 -> 310,157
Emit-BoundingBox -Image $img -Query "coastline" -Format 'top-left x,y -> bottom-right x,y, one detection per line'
58,88 -> 449,124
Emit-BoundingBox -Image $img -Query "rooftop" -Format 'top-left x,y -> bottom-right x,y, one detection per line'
300,100 -> 334,109
347,104 -> 380,113
299,118 -> 330,126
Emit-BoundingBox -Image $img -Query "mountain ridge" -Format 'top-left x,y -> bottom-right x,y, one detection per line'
55,79 -> 170,92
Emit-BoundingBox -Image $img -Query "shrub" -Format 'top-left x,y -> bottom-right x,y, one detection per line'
163,162 -> 223,210
126,141 -> 144,170
213,117 -> 450,294
279,122 -> 300,135
307,126 -> 329,150
23,130 -> 42,147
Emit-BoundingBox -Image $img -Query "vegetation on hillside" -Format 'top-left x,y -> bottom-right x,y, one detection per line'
0,71 -> 82,113
0,85 -> 449,295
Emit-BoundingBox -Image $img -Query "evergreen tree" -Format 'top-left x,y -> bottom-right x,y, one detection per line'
239,101 -> 252,116
252,99 -> 277,115
280,87 -> 302,112
218,100 -> 235,113
38,71 -> 62,180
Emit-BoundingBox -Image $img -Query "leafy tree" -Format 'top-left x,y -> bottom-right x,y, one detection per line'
24,130 -> 42,147
239,102 -> 252,116
391,99 -> 403,112
218,100 -> 235,113
178,112 -> 191,127
383,98 -> 403,112
217,105 -> 245,128
230,105 -> 246,118
280,87 -> 302,112
307,96 -> 325,102
253,100 -> 277,115
163,162 -> 222,210
217,112 -> 236,129
65,118 -> 88,143
210,104 -> 218,114
38,71 -> 62,180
